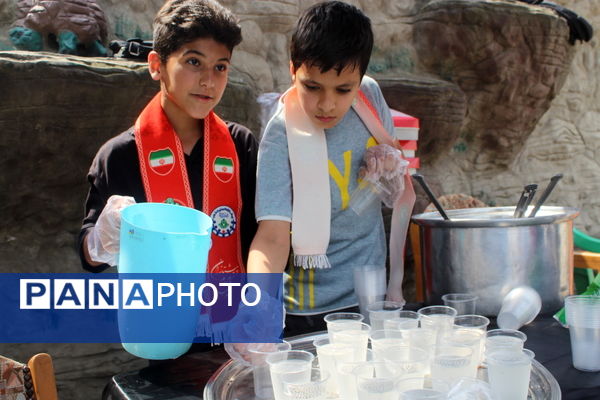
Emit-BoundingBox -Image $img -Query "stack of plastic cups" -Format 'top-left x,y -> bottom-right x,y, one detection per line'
565,295 -> 600,372
353,266 -> 387,324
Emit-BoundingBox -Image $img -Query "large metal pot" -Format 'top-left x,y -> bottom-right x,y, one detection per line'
411,206 -> 579,316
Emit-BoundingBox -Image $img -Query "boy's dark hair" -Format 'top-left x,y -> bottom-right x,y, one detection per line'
291,1 -> 373,76
153,0 -> 242,64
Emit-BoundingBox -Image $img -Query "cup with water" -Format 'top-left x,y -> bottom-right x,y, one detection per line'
430,345 -> 473,389
266,350 -> 315,400
248,341 -> 292,399
282,367 -> 330,400
485,329 -> 527,359
313,336 -> 354,396
487,348 -> 535,400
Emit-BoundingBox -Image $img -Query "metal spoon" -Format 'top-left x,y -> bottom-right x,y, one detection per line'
411,174 -> 450,220
528,174 -> 563,218
514,184 -> 538,218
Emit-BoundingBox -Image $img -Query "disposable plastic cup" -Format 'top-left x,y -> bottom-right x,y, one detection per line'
325,312 -> 364,340
442,293 -> 478,315
497,286 -> 542,330
368,301 -> 404,331
313,337 -> 354,396
248,341 -> 292,399
404,327 -> 437,374
418,306 -> 457,344
370,329 -> 408,360
487,349 -> 535,400
353,266 -> 387,323
396,377 -> 450,399
485,329 -> 527,359
384,311 -> 420,332
353,361 -> 399,400
282,367 -> 329,400
329,322 -> 371,362
453,315 -> 490,332
454,315 -> 489,358
565,295 -> 600,371
266,350 -> 315,400
337,349 -> 374,400
430,345 -> 473,389
439,328 -> 484,375
380,345 -> 428,382
349,179 -> 391,216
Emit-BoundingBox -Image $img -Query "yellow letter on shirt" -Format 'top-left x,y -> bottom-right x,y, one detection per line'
328,150 -> 352,209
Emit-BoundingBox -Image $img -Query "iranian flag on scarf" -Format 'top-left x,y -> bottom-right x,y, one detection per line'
149,148 -> 174,175
214,157 -> 234,182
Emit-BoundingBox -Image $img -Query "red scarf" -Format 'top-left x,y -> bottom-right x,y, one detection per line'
134,93 -> 244,273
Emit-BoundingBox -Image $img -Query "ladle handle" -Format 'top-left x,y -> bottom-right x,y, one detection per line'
528,174 -> 563,218
412,174 -> 450,220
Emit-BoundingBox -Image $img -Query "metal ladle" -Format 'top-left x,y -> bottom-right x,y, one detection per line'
412,174 -> 450,220
528,174 -> 563,218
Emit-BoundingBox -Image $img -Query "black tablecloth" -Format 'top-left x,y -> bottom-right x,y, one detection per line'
102,315 -> 600,400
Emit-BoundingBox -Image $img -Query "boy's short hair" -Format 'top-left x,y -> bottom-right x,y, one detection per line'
290,1 -> 373,76
153,0 -> 242,64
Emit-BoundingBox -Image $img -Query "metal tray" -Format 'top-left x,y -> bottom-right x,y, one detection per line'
204,331 -> 561,399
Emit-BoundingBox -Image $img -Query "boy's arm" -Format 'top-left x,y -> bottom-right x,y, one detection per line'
247,220 -> 291,273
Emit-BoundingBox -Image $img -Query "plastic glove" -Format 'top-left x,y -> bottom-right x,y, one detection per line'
224,342 -> 253,366
86,195 -> 135,265
359,144 -> 409,207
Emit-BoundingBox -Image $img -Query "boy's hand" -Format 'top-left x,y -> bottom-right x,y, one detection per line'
361,144 -> 406,182
86,195 -> 135,265
359,144 -> 409,207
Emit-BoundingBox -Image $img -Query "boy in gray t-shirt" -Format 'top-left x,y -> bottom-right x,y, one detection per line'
248,1 -> 407,334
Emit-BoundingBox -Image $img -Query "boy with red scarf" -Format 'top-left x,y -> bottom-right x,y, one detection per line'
79,0 -> 257,274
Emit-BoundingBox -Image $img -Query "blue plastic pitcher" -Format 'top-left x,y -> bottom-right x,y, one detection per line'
118,202 -> 212,359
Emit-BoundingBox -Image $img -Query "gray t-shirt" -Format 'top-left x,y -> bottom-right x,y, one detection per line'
256,76 -> 394,315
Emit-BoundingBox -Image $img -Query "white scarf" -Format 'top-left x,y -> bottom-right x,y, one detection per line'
283,86 -> 415,277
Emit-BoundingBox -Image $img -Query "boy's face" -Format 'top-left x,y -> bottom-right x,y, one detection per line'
291,62 -> 362,130
149,37 -> 231,121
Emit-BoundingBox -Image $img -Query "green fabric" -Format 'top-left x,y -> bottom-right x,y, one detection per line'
58,30 -> 79,55
8,27 -> 42,51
